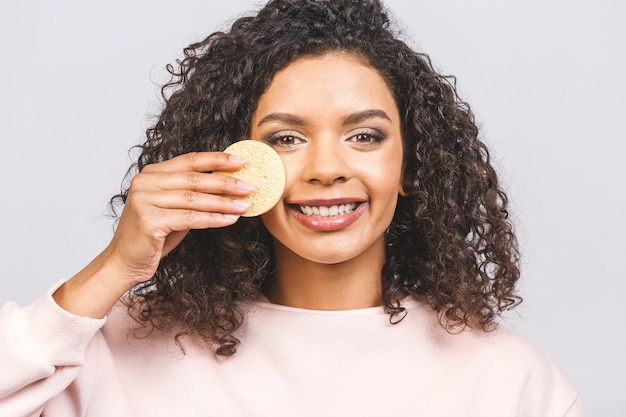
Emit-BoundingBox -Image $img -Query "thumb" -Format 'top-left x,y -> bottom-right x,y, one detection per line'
162,230 -> 189,258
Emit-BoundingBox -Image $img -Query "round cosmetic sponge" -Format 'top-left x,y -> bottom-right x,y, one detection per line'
214,140 -> 286,217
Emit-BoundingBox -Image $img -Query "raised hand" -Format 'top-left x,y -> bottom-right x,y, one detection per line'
53,151 -> 254,318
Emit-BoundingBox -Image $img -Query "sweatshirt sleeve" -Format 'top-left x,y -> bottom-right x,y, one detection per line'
514,335 -> 586,417
564,396 -> 585,417
0,282 -> 106,417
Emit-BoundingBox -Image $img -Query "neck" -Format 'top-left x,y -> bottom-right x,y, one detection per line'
264,240 -> 385,310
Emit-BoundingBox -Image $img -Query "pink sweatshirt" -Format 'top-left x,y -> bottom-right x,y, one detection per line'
0,282 -> 584,417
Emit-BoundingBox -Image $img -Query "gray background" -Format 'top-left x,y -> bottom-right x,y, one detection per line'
1,0 -> 624,415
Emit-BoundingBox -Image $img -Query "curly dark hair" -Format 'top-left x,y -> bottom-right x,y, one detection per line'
116,0 -> 521,356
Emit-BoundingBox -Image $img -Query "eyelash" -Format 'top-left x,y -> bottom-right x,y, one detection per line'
265,129 -> 387,148
348,130 -> 387,145
265,131 -> 303,148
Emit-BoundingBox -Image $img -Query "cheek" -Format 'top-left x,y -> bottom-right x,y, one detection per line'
258,154 -> 302,229
369,152 -> 404,196
370,171 -> 400,199
259,183 -> 292,237
259,207 -> 282,243
273,156 -> 302,205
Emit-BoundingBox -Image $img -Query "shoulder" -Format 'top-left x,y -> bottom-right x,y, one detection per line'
488,328 -> 583,415
400,299 -> 584,416
415,304 -> 566,383
402,298 -> 561,369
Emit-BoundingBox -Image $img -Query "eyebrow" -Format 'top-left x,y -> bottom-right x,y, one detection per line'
256,109 -> 392,127
343,109 -> 391,125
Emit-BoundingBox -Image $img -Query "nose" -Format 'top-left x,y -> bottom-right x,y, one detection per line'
301,138 -> 352,185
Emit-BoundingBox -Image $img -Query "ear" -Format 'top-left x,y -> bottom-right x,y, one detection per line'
398,165 -> 410,196
398,156 -> 414,196
398,180 -> 409,197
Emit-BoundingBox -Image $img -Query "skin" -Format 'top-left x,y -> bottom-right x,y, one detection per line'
53,52 -> 404,318
53,153 -> 255,318
252,53 -> 404,310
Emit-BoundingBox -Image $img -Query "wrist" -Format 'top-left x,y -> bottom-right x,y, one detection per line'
52,251 -> 138,319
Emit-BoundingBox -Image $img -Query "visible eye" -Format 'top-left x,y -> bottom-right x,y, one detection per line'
265,131 -> 305,148
347,129 -> 387,146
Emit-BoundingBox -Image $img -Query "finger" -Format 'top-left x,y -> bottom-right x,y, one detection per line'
146,206 -> 244,232
131,171 -> 254,196
130,170 -> 255,198
136,189 -> 251,214
141,151 -> 246,174
162,230 -> 189,257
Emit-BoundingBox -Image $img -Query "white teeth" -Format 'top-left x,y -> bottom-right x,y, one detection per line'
299,203 -> 357,217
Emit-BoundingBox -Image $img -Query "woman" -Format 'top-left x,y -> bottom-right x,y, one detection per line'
0,0 -> 583,416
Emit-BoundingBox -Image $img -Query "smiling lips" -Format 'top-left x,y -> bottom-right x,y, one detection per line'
298,203 -> 357,217
288,201 -> 366,231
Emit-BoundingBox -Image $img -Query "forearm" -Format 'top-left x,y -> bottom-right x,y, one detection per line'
52,247 -> 138,319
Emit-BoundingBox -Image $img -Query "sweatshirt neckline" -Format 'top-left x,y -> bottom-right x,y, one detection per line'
250,294 -> 422,316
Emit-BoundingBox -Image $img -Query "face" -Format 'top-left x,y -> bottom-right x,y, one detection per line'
250,53 -> 404,266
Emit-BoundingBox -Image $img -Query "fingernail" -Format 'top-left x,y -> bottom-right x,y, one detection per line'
237,180 -> 255,191
232,199 -> 251,209
229,154 -> 247,164
223,214 -> 240,220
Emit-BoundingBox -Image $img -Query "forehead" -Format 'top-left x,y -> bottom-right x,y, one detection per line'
253,52 -> 399,124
